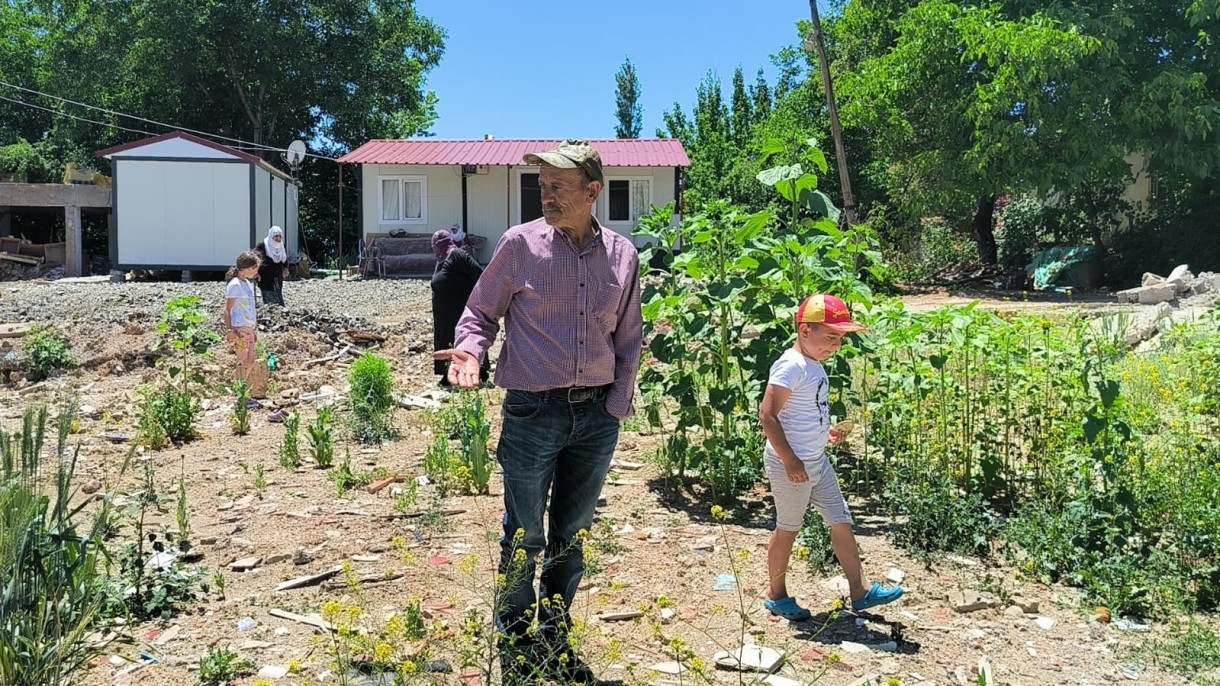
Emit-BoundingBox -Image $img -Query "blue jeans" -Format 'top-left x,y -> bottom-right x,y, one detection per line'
496,388 -> 620,643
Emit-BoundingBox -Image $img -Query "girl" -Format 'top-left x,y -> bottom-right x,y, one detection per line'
252,226 -> 288,306
224,251 -> 261,384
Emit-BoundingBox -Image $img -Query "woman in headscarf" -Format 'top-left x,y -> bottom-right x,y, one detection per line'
252,226 -> 289,306
431,229 -> 488,386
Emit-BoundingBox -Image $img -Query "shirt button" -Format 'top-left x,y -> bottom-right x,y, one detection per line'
580,311 -> 585,316
580,283 -> 585,287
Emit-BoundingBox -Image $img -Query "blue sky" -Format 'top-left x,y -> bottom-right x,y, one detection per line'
414,0 -> 815,140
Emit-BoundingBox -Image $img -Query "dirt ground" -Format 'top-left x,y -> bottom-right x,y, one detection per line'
0,279 -> 1206,686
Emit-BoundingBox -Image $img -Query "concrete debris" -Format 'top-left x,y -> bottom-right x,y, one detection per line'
1117,284 -> 1174,305
712,645 -> 785,673
950,590 -> 999,613
1113,616 -> 1151,633
275,566 -> 342,592
1011,596 -> 1040,613
228,556 -> 262,571
840,640 -> 898,653
257,665 -> 290,680
153,625 -> 180,646
1123,265 -> 1219,304
594,610 -> 644,622
1034,616 -> 1056,630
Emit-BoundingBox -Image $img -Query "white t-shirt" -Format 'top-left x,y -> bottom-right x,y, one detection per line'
764,348 -> 831,464
225,278 -> 257,328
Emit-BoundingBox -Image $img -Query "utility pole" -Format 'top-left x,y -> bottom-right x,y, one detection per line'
806,0 -> 857,226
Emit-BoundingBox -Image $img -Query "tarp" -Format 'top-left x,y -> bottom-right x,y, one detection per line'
1026,246 -> 1099,291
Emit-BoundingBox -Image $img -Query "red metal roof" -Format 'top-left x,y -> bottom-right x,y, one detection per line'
337,139 -> 691,167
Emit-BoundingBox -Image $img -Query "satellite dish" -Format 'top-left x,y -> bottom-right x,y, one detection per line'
284,140 -> 307,168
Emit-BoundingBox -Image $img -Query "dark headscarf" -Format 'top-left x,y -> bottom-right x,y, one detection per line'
432,230 -> 457,273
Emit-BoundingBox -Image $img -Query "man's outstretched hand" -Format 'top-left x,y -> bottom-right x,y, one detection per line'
432,349 -> 480,389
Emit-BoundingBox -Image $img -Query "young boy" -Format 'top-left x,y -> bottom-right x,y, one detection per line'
759,294 -> 903,621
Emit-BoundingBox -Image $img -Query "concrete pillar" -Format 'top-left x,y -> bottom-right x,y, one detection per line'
0,209 -> 10,237
64,204 -> 82,277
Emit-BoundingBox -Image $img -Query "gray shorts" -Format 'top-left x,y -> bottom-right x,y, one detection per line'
765,454 -> 853,531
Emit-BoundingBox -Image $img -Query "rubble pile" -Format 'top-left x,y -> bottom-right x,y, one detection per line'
1117,264 -> 1219,304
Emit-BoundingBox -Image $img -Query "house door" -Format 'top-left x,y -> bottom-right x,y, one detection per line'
519,173 -> 543,224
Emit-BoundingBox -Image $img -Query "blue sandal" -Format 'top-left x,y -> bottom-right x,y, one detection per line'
851,582 -> 904,611
764,596 -> 812,621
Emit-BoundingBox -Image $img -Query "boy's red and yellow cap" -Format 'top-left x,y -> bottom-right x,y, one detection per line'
796,294 -> 867,333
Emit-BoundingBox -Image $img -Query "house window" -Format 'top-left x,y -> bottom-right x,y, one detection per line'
607,178 -> 651,222
379,176 -> 426,224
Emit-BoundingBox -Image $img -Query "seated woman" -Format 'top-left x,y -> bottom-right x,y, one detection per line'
431,230 -> 488,386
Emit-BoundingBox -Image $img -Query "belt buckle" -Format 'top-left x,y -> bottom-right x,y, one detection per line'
567,387 -> 584,402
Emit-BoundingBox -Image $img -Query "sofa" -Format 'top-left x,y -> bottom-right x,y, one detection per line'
361,233 -> 486,277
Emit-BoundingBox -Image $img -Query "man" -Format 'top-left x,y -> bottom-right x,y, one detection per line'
434,140 -> 642,684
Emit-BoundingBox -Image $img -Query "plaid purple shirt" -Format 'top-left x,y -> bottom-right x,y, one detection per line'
454,217 -> 643,419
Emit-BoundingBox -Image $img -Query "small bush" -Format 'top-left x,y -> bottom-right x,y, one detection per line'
231,381 -> 251,435
99,460 -> 204,621
328,452 -> 360,497
1131,619 -> 1220,681
349,353 -> 397,444
279,411 -> 301,469
996,195 -> 1045,270
197,646 -> 255,686
885,469 -> 997,561
307,408 -> 335,468
797,506 -> 837,574
453,391 -> 491,494
422,433 -> 458,496
137,385 -> 198,447
21,325 -> 76,381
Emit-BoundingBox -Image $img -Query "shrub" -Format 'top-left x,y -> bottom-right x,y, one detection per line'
422,433 -> 458,496
349,353 -> 397,444
797,506 -> 837,574
307,408 -> 335,468
885,469 -> 997,561
197,646 -> 255,686
279,411 -> 301,469
137,385 -> 198,447
21,324 -> 76,381
452,391 -> 491,494
231,381 -> 251,435
0,406 -> 116,686
996,195 -> 1045,270
98,460 -> 204,621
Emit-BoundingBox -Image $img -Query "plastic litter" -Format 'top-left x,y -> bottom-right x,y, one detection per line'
713,573 -> 738,592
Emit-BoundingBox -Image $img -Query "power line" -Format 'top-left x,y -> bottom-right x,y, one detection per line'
0,93 -> 161,138
0,80 -> 336,161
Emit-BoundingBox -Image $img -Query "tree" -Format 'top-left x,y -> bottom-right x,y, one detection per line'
838,1 -> 1119,264
0,0 -> 446,264
729,66 -> 752,147
613,57 -> 642,139
750,67 -> 773,125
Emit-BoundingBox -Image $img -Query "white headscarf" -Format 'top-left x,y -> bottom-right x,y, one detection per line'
449,222 -> 466,245
264,226 -> 287,264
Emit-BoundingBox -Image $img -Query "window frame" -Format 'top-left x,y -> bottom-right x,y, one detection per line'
378,174 -> 428,225
603,175 -> 653,225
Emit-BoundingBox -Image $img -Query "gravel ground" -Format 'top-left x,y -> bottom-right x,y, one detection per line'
0,277 -> 436,330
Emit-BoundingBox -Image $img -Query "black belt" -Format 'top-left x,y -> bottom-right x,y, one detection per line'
538,386 -> 608,403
